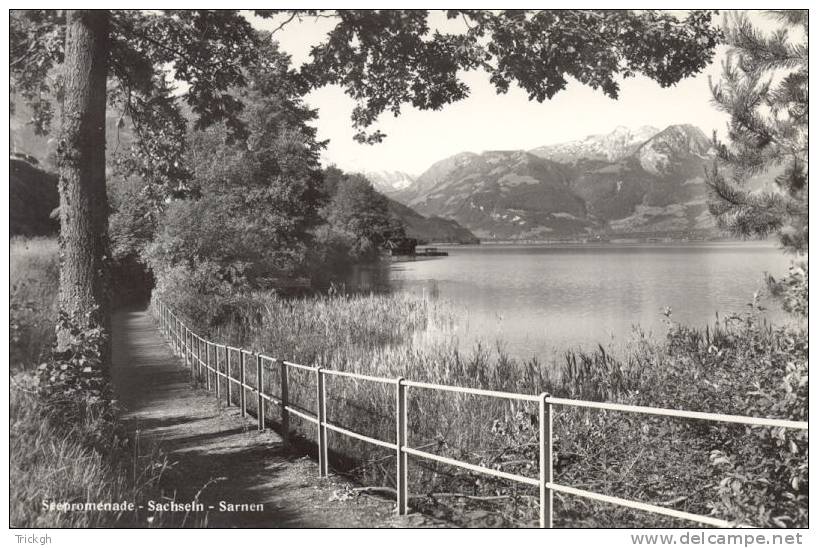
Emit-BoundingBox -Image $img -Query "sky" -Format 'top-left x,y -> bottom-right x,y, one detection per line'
249,10 -> 775,176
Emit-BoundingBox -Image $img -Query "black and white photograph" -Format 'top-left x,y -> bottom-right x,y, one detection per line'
5,4 -> 812,541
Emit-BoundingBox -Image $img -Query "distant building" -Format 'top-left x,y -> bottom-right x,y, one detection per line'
384,238 -> 417,256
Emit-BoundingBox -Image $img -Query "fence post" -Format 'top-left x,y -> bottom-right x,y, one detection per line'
226,348 -> 232,407
215,346 -> 222,401
239,351 -> 247,417
280,361 -> 289,446
193,336 -> 198,384
194,337 -> 199,383
201,339 -> 206,386
206,343 -> 212,391
256,354 -> 265,431
190,333 -> 200,385
396,377 -> 408,515
539,392 -> 553,528
316,367 -> 328,477
200,339 -> 205,385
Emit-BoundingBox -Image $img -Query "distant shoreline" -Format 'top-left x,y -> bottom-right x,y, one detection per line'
432,238 -> 778,247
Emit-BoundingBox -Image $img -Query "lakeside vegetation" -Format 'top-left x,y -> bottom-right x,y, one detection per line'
160,281 -> 807,528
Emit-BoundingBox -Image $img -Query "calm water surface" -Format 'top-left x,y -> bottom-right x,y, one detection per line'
385,242 -> 790,361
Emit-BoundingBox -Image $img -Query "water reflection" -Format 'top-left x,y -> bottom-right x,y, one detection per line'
348,243 -> 792,361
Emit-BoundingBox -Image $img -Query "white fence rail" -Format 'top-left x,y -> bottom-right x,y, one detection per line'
156,301 -> 807,528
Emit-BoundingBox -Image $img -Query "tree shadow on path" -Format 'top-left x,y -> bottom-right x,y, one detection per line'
111,308 -> 401,528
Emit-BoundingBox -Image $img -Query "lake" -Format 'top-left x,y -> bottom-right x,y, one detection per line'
382,242 -> 791,361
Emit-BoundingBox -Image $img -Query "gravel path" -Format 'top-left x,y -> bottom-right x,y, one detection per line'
110,308 -> 437,528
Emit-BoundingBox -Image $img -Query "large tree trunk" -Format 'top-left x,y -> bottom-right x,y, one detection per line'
56,11 -> 111,362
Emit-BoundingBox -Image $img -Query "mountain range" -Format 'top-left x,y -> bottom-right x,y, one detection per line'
386,124 -> 723,240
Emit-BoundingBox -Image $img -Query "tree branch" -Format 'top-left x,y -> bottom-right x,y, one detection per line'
271,12 -> 298,35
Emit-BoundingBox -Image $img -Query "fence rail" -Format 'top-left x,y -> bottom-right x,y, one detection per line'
156,301 -> 807,528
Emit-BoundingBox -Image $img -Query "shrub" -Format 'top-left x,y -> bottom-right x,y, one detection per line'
37,311 -> 112,424
767,261 -> 808,317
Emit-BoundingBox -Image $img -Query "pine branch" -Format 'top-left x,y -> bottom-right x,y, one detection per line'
763,10 -> 808,28
725,12 -> 806,76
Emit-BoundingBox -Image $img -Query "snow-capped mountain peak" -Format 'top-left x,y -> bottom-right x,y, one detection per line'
529,125 -> 661,163
361,170 -> 416,194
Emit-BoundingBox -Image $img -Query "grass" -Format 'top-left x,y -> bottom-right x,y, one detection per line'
9,374 -> 173,527
9,236 -> 192,528
10,236 -> 59,370
161,288 -> 808,528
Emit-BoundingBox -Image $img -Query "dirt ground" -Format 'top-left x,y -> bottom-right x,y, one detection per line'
110,308 -> 444,528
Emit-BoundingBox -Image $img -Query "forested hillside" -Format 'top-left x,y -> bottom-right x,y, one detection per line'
386,198 -> 479,244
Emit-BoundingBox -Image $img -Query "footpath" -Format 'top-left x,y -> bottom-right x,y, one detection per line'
111,308 -> 437,528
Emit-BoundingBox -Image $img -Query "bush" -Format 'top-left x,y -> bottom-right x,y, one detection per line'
767,261 -> 808,317
37,311 -> 112,423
